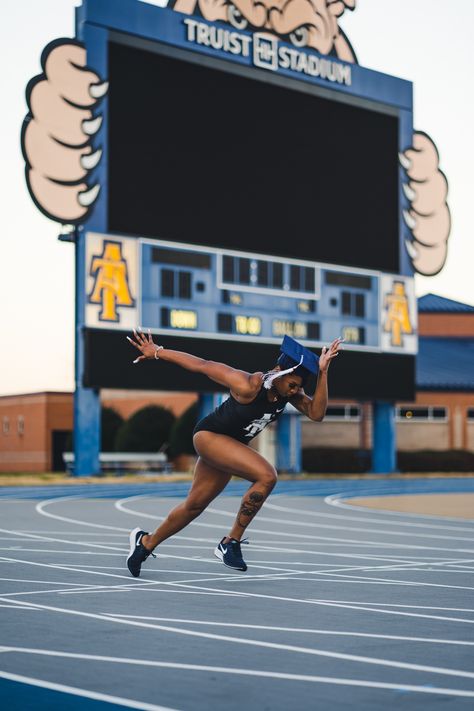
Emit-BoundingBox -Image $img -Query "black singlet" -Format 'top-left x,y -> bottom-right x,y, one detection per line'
193,386 -> 289,444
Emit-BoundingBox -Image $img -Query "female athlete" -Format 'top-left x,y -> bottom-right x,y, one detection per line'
125,330 -> 342,576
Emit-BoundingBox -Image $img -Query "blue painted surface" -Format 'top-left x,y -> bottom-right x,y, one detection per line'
418,293 -> 474,313
79,0 -> 412,110
372,401 -> 397,474
74,230 -> 101,477
277,411 -> 302,473
73,20 -> 109,477
417,338 -> 474,391
0,677 -> 130,711
1,477 -> 473,500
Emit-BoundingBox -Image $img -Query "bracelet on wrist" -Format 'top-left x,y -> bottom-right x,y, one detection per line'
154,346 -> 164,360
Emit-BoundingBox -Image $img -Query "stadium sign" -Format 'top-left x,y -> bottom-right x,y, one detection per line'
183,18 -> 352,85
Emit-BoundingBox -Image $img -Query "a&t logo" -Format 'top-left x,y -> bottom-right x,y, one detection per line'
383,281 -> 413,347
88,240 -> 135,322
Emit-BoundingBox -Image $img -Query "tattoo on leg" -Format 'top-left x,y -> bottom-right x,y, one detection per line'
237,491 -> 265,529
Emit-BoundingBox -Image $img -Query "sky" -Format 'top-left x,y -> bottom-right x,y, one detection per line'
0,0 -> 473,396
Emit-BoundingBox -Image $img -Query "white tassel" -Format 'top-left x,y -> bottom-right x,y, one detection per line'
263,355 -> 304,389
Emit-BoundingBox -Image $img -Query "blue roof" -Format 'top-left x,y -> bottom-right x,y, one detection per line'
418,293 -> 474,313
417,337 -> 474,391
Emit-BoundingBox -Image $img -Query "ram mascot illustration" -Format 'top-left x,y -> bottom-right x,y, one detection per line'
21,0 -> 450,276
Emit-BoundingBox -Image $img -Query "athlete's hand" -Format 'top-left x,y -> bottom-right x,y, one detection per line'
319,337 -> 343,372
400,131 -> 451,276
127,329 -> 162,363
21,39 -> 107,224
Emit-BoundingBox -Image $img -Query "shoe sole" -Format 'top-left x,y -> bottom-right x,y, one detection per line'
127,527 -> 142,576
214,545 -> 247,572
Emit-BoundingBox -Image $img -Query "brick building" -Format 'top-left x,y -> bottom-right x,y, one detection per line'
1,294 -> 473,472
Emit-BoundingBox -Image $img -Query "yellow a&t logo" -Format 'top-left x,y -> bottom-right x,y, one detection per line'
383,281 -> 413,346
88,241 -> 135,322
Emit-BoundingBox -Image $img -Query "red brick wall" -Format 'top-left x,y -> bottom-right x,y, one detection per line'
419,313 -> 474,337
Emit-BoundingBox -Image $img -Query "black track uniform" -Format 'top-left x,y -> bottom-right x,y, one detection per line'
194,386 -> 289,444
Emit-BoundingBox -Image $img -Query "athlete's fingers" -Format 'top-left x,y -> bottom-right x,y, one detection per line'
147,328 -> 153,343
126,336 -> 141,351
133,355 -> 145,364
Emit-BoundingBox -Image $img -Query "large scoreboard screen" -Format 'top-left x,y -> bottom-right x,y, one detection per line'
81,5 -> 416,400
108,42 -> 400,273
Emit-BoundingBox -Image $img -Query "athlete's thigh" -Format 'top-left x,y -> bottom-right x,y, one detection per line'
186,456 -> 232,507
193,431 -> 275,483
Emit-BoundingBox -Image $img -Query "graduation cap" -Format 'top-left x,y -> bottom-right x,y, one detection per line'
264,336 -> 319,390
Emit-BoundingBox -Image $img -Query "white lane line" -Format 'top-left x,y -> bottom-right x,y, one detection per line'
265,501 -> 474,533
324,493 -> 474,524
206,505 -> 474,543
103,614 -> 474,647
141,581 -> 474,624
2,598 -> 474,682
303,569 -> 474,592
302,599 -> 474,624
5,520 -> 377,578
2,649 -> 474,699
0,527 -> 126,553
300,599 -> 474,613
0,670 -> 178,711
0,604 -> 38,610
35,497 -> 129,531
0,577 -> 99,588
0,555 -> 247,600
5,527 -> 474,594
116,497 -> 474,554
36,497 -> 218,545
3,552 -> 474,624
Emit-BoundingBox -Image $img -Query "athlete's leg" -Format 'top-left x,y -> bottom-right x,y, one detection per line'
142,457 -> 231,550
193,431 -> 277,541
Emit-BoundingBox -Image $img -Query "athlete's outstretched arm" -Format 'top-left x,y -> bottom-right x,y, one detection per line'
127,329 -> 262,397
290,338 -> 343,421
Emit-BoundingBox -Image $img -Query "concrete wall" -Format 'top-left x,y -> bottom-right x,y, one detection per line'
302,419 -> 360,448
397,422 -> 450,451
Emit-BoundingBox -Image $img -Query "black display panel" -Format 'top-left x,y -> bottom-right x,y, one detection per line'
108,42 -> 399,273
84,329 -> 415,401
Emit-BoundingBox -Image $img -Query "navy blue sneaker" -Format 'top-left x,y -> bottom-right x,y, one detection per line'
127,528 -> 155,577
214,537 -> 248,571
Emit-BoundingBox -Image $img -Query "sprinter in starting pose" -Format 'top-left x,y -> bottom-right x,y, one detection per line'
125,331 -> 342,576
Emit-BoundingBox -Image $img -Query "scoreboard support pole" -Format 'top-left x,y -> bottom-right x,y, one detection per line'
372,401 -> 397,474
277,411 -> 302,474
73,19 -> 108,476
198,393 -> 225,421
74,227 -> 101,476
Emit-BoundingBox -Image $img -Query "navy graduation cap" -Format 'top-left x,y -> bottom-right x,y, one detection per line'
264,336 -> 319,390
278,335 -> 319,379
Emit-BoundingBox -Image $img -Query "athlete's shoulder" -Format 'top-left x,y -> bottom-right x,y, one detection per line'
231,371 -> 263,401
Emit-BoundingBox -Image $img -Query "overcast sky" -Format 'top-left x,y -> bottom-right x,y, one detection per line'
0,0 -> 472,396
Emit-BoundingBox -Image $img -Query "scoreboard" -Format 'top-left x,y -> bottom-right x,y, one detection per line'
77,0 -> 416,400
86,233 -> 416,356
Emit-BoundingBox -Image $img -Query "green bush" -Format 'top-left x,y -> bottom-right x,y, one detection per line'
397,450 -> 474,473
65,406 -> 124,452
302,448 -> 474,473
302,448 -> 370,473
115,405 -> 175,452
102,407 -> 124,452
168,402 -> 199,458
